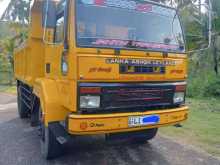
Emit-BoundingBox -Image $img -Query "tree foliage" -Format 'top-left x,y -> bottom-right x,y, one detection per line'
0,0 -> 220,87
0,0 -> 30,24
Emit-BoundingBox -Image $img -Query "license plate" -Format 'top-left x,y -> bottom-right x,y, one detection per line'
128,115 -> 160,127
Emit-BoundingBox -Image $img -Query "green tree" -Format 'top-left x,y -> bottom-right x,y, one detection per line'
0,0 -> 29,85
210,0 -> 220,75
1,0 -> 31,24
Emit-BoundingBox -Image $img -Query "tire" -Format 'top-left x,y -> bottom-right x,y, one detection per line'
132,128 -> 158,143
40,107 -> 63,159
17,85 -> 29,118
30,97 -> 40,127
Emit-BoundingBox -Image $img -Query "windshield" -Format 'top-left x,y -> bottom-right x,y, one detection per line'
76,0 -> 185,52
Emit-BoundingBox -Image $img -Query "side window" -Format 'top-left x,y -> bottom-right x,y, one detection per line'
55,15 -> 64,43
42,0 -> 66,45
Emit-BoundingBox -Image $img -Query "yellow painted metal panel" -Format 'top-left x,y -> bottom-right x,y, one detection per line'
33,78 -> 73,125
68,106 -> 189,135
77,55 -> 187,81
44,45 -> 63,79
56,80 -> 77,111
30,12 -> 44,39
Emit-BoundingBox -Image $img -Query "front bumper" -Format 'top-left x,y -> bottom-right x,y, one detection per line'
68,106 -> 189,135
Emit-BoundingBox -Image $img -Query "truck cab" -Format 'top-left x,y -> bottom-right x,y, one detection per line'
14,0 -> 189,159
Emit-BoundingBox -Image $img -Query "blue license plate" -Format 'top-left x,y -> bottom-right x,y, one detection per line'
128,115 -> 160,127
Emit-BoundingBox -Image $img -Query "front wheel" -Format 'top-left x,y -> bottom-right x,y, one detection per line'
39,107 -> 64,159
41,126 -> 64,159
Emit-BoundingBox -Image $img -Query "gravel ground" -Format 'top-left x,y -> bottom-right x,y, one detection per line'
0,93 -> 219,165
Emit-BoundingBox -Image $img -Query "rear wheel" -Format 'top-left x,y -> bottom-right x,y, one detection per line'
39,107 -> 63,159
132,128 -> 158,143
30,97 -> 40,127
17,85 -> 29,118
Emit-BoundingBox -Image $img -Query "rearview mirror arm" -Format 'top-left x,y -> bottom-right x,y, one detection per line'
187,0 -> 212,54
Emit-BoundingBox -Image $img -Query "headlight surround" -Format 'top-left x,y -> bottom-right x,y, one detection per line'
173,92 -> 185,104
80,96 -> 100,109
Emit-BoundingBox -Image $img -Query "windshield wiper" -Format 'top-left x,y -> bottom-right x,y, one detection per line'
125,40 -> 139,48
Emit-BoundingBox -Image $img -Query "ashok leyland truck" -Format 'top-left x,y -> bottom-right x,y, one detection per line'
14,0 -> 189,159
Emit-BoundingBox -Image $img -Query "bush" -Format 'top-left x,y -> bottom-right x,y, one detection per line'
187,71 -> 220,98
204,78 -> 220,97
187,77 -> 206,98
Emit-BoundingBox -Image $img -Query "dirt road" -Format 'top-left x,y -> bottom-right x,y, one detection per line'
0,93 -> 219,165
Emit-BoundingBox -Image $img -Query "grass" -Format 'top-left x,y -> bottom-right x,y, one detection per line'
0,85 -> 17,94
160,98 -> 220,158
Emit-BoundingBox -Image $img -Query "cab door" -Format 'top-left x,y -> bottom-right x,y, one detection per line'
43,0 -> 67,79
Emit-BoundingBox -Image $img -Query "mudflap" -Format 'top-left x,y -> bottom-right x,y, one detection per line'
48,122 -> 71,147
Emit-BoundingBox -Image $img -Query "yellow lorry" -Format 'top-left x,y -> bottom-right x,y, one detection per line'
14,0 -> 189,159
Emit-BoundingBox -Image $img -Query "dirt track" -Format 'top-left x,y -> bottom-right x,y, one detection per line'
0,93 -> 219,165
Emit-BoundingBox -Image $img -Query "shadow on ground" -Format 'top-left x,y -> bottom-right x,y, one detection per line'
0,118 -> 170,165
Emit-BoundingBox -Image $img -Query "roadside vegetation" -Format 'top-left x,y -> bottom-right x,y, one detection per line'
160,98 -> 220,158
161,50 -> 220,158
0,85 -> 16,94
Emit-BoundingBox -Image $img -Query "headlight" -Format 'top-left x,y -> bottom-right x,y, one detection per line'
80,96 -> 100,108
173,92 -> 185,104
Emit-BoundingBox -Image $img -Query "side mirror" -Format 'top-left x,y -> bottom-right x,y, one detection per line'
178,0 -> 212,53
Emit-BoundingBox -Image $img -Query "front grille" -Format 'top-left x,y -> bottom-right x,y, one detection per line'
102,85 -> 174,111
120,65 -> 166,74
80,83 -> 178,114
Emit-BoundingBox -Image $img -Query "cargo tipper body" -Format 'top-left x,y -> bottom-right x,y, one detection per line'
14,0 -> 189,159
